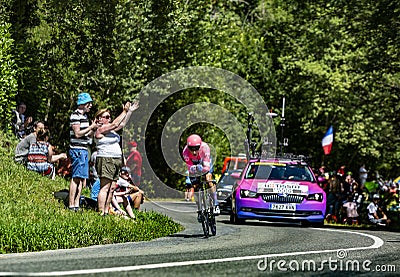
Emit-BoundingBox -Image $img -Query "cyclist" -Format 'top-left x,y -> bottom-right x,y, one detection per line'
182,134 -> 220,221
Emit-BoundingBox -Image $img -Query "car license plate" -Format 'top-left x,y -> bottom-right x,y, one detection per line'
270,203 -> 296,211
258,182 -> 309,194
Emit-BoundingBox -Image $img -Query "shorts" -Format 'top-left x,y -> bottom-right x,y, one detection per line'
185,183 -> 193,189
95,156 -> 122,181
90,179 -> 100,201
189,171 -> 212,186
127,191 -> 144,204
69,148 -> 89,179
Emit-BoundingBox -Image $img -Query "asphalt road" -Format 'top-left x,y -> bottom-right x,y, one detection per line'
1,200 -> 399,276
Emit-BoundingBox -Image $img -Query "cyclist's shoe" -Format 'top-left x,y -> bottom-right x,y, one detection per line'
197,212 -> 202,223
213,205 -> 221,215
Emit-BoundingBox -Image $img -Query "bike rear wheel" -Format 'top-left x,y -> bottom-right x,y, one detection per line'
208,192 -> 217,236
208,210 -> 216,236
199,189 -> 210,238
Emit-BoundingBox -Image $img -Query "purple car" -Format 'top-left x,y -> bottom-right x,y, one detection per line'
230,158 -> 326,226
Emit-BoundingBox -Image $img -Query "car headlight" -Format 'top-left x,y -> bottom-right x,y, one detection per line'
307,193 -> 324,202
240,189 -> 258,198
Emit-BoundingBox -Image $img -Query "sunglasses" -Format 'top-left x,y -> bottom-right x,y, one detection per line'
100,115 -> 111,119
188,145 -> 200,151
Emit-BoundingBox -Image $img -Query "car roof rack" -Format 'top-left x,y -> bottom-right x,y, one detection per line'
272,153 -> 311,163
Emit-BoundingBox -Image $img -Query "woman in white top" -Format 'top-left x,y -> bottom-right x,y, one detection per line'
94,100 -> 139,216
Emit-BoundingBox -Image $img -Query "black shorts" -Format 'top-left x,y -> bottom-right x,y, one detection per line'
185,183 -> 193,189
189,172 -> 211,186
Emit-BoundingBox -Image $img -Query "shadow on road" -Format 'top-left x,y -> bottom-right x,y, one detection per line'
168,233 -> 209,239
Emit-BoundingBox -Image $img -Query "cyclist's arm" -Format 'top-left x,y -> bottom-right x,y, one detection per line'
183,147 -> 195,169
200,144 -> 211,173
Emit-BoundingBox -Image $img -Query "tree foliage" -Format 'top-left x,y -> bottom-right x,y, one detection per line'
0,22 -> 17,133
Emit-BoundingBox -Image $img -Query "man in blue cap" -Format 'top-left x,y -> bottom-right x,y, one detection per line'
68,92 -> 97,211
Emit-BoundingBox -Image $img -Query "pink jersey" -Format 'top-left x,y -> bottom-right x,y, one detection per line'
182,142 -> 211,173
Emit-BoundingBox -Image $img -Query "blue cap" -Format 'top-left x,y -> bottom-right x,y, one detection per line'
77,92 -> 93,105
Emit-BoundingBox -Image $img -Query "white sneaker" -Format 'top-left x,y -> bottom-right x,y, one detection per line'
214,205 -> 220,215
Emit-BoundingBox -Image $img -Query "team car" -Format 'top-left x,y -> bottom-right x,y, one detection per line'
230,157 -> 326,226
216,169 -> 242,214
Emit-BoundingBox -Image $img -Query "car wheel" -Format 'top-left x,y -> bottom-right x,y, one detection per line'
301,221 -> 310,227
302,220 -> 324,227
229,212 -> 235,224
230,212 -> 246,225
311,220 -> 324,227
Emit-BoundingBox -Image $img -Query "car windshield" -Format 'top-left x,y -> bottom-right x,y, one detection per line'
244,162 -> 315,182
218,174 -> 238,186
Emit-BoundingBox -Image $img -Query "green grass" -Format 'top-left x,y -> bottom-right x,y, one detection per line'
0,134 -> 183,254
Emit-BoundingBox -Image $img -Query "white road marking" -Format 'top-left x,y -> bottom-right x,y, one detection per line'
0,228 -> 384,276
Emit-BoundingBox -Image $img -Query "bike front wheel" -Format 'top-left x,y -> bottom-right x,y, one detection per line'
201,211 -> 209,238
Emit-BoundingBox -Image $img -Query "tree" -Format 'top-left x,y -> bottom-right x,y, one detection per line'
0,22 -> 18,133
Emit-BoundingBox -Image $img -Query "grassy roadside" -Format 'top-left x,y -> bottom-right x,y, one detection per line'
0,134 -> 183,254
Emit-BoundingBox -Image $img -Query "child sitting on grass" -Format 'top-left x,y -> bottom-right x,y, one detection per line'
111,167 -> 144,219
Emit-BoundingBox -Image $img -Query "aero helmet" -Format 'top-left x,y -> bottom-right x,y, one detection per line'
187,134 -> 202,147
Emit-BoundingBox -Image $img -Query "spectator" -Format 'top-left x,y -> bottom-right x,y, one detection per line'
342,172 -> 353,198
351,180 -> 364,214
337,165 -> 346,177
112,167 -> 144,219
359,164 -> 368,188
90,178 -> 101,202
384,182 -> 399,211
12,101 -> 33,139
367,194 -> 391,226
325,174 -> 343,223
68,92 -> 97,212
89,150 -> 100,202
184,174 -> 194,202
342,194 -> 359,225
14,120 -> 45,165
317,166 -> 329,193
95,100 -> 139,216
125,141 -> 142,186
26,128 -> 67,179
88,150 -> 98,189
56,157 -> 72,178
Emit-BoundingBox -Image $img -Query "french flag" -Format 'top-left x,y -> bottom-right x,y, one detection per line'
322,125 -> 334,155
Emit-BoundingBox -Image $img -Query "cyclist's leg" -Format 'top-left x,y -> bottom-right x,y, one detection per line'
184,186 -> 189,201
189,176 -> 201,210
189,185 -> 194,202
192,183 -> 203,223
